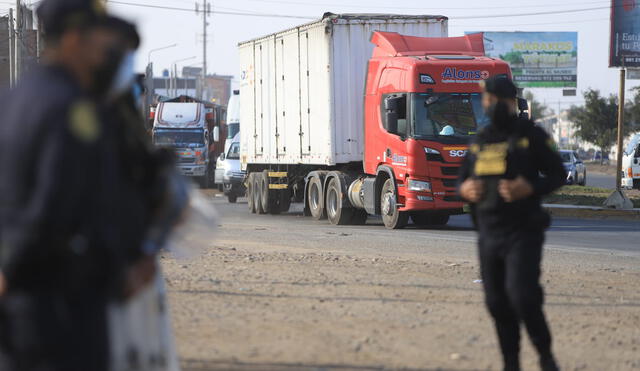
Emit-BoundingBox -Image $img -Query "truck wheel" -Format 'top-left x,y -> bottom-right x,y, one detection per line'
197,175 -> 209,189
254,174 -> 266,214
279,189 -> 292,213
326,177 -> 354,225
247,173 -> 256,213
228,194 -> 238,203
381,178 -> 408,229
261,170 -> 281,214
307,175 -> 326,220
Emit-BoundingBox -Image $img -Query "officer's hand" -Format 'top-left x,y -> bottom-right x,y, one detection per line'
499,176 -> 534,202
460,178 -> 484,203
123,256 -> 157,299
0,272 -> 6,297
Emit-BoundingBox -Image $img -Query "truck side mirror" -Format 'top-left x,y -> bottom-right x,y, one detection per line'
384,96 -> 404,135
213,126 -> 220,142
220,153 -> 226,161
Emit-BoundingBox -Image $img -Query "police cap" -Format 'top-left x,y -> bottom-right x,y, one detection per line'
483,75 -> 518,99
37,0 -> 108,37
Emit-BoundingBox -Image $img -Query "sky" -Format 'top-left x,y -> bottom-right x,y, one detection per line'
4,0 -> 640,112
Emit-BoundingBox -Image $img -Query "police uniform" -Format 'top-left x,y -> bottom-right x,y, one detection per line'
0,1 -> 136,370
458,78 -> 566,371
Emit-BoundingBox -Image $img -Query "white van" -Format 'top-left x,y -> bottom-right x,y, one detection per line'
214,133 -> 246,203
622,133 -> 640,190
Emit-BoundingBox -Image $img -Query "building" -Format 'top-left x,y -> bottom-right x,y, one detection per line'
538,111 -> 584,150
182,66 -> 233,106
153,77 -> 197,99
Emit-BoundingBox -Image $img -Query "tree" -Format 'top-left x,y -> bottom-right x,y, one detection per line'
523,90 -> 550,121
567,89 -> 630,163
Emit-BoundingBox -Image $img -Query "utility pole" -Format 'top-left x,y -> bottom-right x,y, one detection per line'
9,8 -> 14,88
615,68 -> 626,192
195,0 -> 211,100
15,0 -> 22,82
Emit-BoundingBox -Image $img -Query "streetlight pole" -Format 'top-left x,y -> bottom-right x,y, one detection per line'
148,43 -> 178,65
171,56 -> 197,97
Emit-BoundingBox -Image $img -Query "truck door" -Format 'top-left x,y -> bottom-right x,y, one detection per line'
380,93 -> 409,172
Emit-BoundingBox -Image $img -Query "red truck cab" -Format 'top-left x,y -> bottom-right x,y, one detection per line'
364,32 -> 512,223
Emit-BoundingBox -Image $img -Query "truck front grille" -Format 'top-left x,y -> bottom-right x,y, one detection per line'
442,179 -> 458,189
441,166 -> 460,176
177,157 -> 196,164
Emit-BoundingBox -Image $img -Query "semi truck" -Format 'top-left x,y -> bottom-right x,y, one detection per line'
239,13 -> 516,229
151,95 -> 227,187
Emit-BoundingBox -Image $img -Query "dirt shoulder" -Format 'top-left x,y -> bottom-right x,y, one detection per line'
163,226 -> 640,370
545,185 -> 640,208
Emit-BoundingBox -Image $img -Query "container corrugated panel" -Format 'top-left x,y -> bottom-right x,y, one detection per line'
239,14 -> 447,168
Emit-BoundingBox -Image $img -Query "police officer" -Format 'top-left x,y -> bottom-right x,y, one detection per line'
0,1 -> 153,370
458,76 -> 566,371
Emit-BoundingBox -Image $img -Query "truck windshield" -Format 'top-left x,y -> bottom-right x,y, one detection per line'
154,130 -> 204,148
227,123 -> 240,139
411,93 -> 489,141
227,142 -> 240,159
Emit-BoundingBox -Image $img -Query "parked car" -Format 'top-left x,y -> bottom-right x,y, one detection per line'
560,150 -> 586,186
592,150 -> 610,164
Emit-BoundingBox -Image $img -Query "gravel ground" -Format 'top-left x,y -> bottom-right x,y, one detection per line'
163,195 -> 640,371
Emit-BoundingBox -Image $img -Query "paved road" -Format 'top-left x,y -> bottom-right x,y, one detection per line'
587,172 -> 616,189
213,195 -> 640,257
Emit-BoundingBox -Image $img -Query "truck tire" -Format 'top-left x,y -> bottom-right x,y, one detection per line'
247,173 -> 256,213
279,189 -> 292,213
197,175 -> 209,189
381,178 -> 408,229
307,175 -> 326,220
254,173 -> 266,214
326,177 -> 354,225
261,170 -> 280,214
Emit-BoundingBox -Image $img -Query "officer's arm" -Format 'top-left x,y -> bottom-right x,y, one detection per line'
530,128 -> 566,197
457,151 -> 473,194
1,111 -> 77,286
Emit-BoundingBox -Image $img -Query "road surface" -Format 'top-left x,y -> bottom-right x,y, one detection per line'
586,172 -> 616,189
166,194 -> 640,371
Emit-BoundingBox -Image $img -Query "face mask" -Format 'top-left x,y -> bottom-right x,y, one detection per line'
108,51 -> 136,99
486,101 -> 514,131
91,46 -> 125,98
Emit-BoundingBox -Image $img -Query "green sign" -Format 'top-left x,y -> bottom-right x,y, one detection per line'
467,32 -> 578,88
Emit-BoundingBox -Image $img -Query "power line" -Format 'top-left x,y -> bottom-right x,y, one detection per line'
106,0 -> 316,19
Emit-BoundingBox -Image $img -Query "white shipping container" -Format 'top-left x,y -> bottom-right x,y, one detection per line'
239,13 -> 448,168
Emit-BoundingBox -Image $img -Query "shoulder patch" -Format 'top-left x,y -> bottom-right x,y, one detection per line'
69,101 -> 101,143
517,137 -> 530,149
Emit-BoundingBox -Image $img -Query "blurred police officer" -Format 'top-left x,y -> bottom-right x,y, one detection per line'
458,76 -> 566,371
0,0 -> 151,370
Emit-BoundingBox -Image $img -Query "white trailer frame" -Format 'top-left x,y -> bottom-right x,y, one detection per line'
239,13 -> 448,170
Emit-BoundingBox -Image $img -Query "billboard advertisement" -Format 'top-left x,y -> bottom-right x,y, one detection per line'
467,32 -> 578,88
610,0 -> 640,67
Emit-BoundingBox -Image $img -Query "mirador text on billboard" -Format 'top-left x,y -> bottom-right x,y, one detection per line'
610,0 -> 640,67
466,32 -> 578,88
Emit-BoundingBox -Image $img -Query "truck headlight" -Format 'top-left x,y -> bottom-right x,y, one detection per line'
424,147 -> 440,155
408,179 -> 432,192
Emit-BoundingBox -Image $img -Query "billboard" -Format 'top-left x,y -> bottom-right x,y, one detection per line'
610,0 -> 640,67
467,32 -> 578,88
